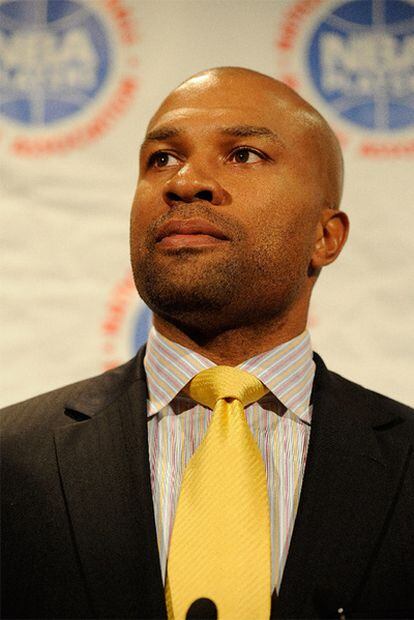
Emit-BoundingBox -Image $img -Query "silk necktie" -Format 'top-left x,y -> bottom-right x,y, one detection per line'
166,366 -> 271,620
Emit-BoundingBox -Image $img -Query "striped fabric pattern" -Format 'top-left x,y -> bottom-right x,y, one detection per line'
145,327 -> 315,592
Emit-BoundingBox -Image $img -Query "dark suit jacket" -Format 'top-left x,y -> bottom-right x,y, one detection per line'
1,349 -> 414,619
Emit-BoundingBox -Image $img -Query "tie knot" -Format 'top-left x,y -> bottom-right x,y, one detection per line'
188,366 -> 268,410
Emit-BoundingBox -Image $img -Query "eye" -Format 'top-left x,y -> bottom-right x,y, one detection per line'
228,147 -> 265,164
148,151 -> 180,168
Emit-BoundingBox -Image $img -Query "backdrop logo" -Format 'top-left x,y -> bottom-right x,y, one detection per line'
101,273 -> 152,370
308,0 -> 414,131
275,0 -> 414,156
0,0 -> 139,156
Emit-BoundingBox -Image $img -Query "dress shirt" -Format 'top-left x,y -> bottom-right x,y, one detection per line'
144,326 -> 315,592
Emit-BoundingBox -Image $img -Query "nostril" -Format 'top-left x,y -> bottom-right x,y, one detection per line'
195,190 -> 213,202
166,189 -> 214,204
166,191 -> 182,202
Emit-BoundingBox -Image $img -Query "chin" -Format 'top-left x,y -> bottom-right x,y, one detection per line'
133,254 -> 240,314
140,281 -> 229,316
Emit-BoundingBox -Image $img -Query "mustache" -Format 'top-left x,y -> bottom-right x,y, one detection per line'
144,203 -> 245,247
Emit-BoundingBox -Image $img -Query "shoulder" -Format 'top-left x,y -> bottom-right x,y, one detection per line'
0,349 -> 146,439
313,352 -> 414,428
331,369 -> 413,419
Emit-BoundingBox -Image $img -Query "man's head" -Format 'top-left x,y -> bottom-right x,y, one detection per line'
130,67 -> 349,340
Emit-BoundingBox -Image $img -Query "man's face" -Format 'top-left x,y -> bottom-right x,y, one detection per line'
130,72 -> 330,335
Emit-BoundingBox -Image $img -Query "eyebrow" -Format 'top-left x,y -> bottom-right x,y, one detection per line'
221,125 -> 283,144
143,127 -> 181,143
141,124 -> 285,151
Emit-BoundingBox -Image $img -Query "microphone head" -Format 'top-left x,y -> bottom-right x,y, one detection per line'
186,597 -> 217,619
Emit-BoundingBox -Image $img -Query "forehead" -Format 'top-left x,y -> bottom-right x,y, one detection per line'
147,76 -> 314,143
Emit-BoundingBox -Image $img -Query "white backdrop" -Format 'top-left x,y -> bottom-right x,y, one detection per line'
1,0 -> 413,407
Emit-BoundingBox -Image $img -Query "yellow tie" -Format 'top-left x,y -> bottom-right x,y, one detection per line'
166,366 -> 271,620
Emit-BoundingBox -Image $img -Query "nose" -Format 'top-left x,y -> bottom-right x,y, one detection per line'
163,163 -> 226,207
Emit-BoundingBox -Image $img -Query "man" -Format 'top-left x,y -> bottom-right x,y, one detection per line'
1,67 -> 413,620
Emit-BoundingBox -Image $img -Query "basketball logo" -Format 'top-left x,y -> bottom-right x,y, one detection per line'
307,0 -> 414,131
0,0 -> 139,156
275,0 -> 414,155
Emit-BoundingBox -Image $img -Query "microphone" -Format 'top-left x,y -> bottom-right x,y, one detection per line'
186,597 -> 218,619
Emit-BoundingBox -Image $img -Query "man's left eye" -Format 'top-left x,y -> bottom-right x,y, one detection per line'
228,148 -> 264,164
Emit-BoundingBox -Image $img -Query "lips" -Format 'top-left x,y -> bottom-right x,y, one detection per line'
155,218 -> 229,247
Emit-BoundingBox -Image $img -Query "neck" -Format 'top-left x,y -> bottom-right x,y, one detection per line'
153,311 -> 308,366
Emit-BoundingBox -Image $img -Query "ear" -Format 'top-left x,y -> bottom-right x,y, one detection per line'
311,208 -> 349,269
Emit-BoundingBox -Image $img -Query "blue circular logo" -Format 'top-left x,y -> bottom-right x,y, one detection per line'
0,0 -> 111,125
308,0 -> 414,131
132,305 -> 153,353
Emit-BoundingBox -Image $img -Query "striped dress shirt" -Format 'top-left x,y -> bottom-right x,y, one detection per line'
144,326 -> 315,592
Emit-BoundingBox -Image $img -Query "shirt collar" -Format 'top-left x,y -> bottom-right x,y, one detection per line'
144,326 -> 214,416
144,326 -> 314,422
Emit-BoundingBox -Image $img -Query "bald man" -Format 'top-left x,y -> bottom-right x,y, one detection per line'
2,68 -> 413,620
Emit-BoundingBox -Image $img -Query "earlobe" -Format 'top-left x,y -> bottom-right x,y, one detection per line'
311,209 -> 349,269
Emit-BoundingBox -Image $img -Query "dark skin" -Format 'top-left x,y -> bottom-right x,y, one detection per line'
130,67 -> 349,365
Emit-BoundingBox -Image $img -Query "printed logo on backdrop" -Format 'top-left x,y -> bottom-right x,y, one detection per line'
0,0 -> 139,157
275,0 -> 414,157
101,273 -> 152,370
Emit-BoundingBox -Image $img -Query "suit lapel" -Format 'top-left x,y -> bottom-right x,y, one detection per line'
54,351 -> 166,619
275,355 -> 412,618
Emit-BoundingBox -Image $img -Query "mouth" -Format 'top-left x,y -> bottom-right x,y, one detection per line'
155,218 -> 230,249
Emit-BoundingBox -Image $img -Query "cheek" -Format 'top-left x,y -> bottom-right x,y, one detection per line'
242,194 -> 318,265
131,181 -> 162,236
